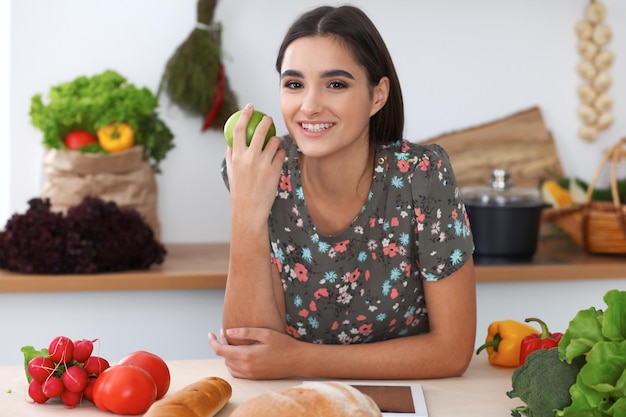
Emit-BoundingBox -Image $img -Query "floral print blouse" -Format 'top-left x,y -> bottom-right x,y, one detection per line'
223,137 -> 474,345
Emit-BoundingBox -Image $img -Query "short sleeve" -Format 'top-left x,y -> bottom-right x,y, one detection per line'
411,144 -> 474,281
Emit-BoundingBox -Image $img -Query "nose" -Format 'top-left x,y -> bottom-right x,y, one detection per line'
300,87 -> 322,116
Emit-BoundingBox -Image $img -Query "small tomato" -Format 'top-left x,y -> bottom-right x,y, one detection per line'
117,351 -> 170,400
93,365 -> 156,415
64,130 -> 97,150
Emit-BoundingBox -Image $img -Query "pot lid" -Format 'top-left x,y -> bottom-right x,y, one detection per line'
462,169 -> 543,207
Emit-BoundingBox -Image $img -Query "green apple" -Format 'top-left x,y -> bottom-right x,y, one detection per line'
223,109 -> 276,148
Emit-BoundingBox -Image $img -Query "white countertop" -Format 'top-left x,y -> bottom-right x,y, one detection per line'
0,354 -> 521,416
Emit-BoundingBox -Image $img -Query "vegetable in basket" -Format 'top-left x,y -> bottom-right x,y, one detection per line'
97,122 -> 135,153
30,69 -> 174,173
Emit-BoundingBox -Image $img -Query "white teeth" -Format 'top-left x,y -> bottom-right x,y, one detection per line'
302,123 -> 333,132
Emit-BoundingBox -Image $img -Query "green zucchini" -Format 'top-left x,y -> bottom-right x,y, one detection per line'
570,177 -> 626,203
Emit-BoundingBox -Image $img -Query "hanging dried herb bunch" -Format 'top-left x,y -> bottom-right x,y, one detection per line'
158,0 -> 238,132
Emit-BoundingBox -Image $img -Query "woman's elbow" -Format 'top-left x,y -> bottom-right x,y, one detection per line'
449,347 -> 473,376
436,336 -> 475,377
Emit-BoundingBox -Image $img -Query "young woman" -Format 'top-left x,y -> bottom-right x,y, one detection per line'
209,5 -> 476,380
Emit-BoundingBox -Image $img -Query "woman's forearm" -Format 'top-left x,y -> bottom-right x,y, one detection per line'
223,220 -> 284,334
291,329 -> 474,380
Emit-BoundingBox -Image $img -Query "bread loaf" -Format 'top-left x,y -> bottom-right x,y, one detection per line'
143,376 -> 232,417
230,381 -> 382,417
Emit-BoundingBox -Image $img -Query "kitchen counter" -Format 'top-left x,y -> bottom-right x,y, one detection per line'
0,354 -> 520,416
0,236 -> 624,293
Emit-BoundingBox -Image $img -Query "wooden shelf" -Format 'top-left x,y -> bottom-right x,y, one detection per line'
0,243 -> 229,293
473,235 -> 626,282
0,237 -> 624,293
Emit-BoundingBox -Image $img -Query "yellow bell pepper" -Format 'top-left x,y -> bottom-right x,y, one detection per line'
475,320 -> 539,367
97,122 -> 135,153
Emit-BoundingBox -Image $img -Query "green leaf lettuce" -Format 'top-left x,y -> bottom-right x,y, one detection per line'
556,289 -> 626,417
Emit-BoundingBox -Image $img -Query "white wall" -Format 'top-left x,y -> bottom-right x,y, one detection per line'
4,0 -> 626,242
0,289 -> 225,367
0,0 -> 10,226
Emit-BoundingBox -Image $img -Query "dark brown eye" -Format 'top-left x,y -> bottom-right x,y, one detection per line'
329,81 -> 347,89
284,81 -> 303,89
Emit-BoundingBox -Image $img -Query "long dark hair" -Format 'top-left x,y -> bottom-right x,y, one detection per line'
275,6 -> 404,145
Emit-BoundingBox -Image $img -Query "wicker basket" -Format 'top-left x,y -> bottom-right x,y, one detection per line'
544,137 -> 626,254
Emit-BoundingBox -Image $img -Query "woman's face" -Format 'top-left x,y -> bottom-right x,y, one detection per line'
279,35 -> 388,159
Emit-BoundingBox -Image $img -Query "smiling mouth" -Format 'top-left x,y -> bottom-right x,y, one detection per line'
301,122 -> 334,133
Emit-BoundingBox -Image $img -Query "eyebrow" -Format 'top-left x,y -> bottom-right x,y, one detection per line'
280,69 -> 355,80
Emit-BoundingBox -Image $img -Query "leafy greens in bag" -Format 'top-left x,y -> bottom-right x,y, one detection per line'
30,69 -> 174,173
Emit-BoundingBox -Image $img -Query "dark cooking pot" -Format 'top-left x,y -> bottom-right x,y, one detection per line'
463,169 -> 549,259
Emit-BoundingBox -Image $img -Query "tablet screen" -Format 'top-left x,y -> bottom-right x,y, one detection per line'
351,385 -> 415,413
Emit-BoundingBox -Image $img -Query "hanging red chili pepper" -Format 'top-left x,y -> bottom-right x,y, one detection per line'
202,63 -> 226,131
519,317 -> 563,365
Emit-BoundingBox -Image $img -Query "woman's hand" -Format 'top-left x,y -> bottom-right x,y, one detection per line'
208,328 -> 297,380
225,103 -> 286,224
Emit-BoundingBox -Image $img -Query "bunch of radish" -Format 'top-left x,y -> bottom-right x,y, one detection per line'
25,336 -> 110,408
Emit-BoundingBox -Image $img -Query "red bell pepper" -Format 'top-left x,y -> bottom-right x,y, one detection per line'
519,317 -> 563,365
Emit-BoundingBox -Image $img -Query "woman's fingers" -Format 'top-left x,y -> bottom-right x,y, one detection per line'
231,103 -> 254,150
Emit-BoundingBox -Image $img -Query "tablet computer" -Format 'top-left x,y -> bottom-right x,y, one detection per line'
302,381 -> 428,417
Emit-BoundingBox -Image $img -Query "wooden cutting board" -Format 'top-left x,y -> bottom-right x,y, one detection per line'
419,107 -> 564,189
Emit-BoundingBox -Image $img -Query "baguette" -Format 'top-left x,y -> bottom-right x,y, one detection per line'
230,381 -> 382,417
143,376 -> 232,417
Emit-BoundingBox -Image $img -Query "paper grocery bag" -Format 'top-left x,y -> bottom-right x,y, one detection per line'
41,146 -> 161,239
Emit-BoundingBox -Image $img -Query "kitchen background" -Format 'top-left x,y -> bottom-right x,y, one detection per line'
0,0 -> 625,366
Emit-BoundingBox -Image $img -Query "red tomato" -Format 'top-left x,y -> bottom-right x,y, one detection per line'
64,130 -> 97,150
117,351 -> 170,400
92,365 -> 156,415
